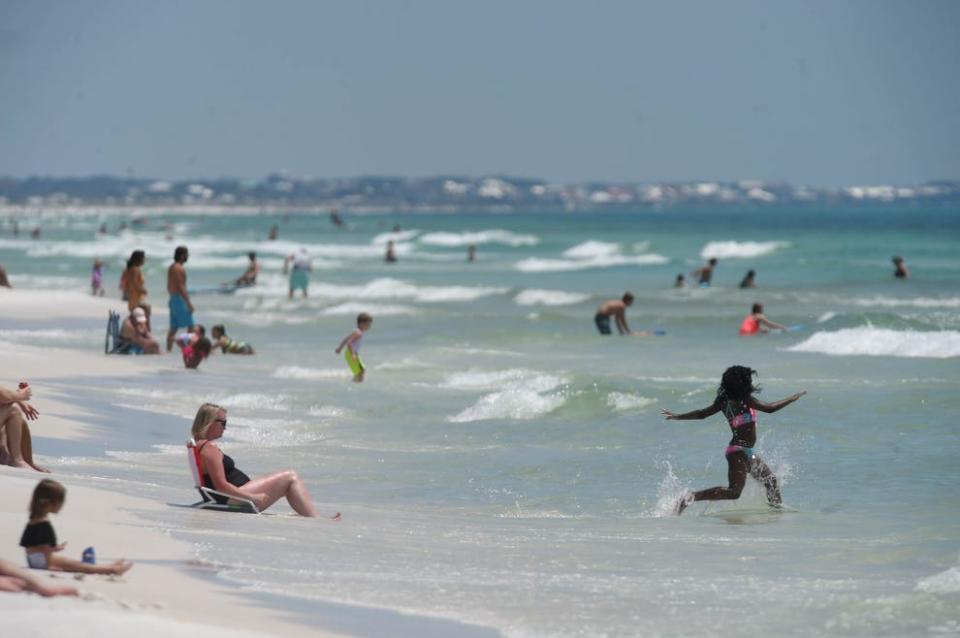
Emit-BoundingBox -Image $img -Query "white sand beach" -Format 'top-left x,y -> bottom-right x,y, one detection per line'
0,289 -> 340,638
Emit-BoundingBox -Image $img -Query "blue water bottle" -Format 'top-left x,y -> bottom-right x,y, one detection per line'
82,546 -> 96,564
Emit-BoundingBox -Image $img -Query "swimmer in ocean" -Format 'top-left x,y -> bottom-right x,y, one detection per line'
691,258 -> 718,287
335,312 -> 373,382
661,365 -> 806,514
739,303 -> 786,336
739,269 -> 756,288
892,256 -> 909,279
594,293 -> 648,336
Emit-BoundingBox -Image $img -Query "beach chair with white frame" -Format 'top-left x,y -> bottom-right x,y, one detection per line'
186,438 -> 259,514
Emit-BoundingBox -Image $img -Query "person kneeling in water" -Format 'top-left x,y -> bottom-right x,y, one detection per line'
211,325 -> 255,355
190,403 -> 324,517
182,337 -> 212,369
661,365 -> 805,514
739,303 -> 786,336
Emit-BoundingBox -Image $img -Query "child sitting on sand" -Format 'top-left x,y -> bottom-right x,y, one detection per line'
20,479 -> 133,575
335,313 -> 372,382
211,325 -> 255,355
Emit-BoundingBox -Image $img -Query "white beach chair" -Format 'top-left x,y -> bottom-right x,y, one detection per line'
186,439 -> 259,514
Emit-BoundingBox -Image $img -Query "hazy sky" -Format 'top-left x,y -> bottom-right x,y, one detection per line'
1,0 -> 957,185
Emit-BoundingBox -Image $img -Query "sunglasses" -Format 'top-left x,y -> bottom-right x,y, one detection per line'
214,418 -> 227,428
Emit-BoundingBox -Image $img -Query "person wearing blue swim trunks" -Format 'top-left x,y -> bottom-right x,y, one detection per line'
661,365 -> 806,515
166,245 -> 196,352
283,249 -> 312,299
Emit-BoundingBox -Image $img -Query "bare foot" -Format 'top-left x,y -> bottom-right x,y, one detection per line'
11,460 -> 33,470
108,560 -> 134,576
29,463 -> 51,473
674,492 -> 693,516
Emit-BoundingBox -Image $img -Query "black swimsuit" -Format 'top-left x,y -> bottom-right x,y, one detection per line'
198,440 -> 251,504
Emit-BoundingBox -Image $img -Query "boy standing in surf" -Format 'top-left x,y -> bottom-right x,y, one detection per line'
660,366 -> 805,514
335,313 -> 373,382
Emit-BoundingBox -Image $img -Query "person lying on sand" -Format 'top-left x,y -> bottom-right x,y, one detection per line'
0,558 -> 78,597
0,383 -> 49,472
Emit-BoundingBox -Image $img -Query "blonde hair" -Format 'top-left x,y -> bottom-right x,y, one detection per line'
29,479 -> 66,520
191,402 -> 226,441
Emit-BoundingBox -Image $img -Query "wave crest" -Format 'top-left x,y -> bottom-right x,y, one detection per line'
700,240 -> 789,259
787,327 -> 960,359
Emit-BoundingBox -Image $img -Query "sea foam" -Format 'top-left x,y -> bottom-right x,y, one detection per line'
606,393 -> 656,412
700,240 -> 789,259
787,327 -> 960,359
514,289 -> 591,306
418,229 -> 539,247
515,253 -> 668,273
444,369 -> 569,422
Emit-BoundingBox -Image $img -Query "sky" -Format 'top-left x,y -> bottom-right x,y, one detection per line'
1,0 -> 958,185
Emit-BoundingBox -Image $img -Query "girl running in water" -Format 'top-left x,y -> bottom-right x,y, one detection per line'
660,365 -> 805,514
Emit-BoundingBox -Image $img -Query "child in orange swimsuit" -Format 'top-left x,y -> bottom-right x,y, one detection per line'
661,366 -> 806,514
739,303 -> 786,336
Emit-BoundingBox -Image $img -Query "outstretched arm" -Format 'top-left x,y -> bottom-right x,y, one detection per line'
615,310 -> 632,335
749,391 -> 806,413
661,400 -> 721,420
757,314 -> 787,331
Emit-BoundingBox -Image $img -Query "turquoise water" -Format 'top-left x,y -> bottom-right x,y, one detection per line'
1,206 -> 959,636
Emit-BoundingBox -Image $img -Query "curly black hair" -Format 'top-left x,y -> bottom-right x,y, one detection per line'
718,365 -> 760,402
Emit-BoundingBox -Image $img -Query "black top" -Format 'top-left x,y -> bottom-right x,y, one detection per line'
198,441 -> 251,489
20,520 -> 56,548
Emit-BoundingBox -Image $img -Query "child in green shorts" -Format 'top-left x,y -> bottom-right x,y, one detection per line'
335,313 -> 373,382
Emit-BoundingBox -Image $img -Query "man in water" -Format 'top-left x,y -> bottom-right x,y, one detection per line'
166,245 -> 196,352
739,269 -> 756,288
284,248 -> 312,298
233,252 -> 260,287
385,241 -> 397,263
691,258 -> 718,287
594,292 -> 640,335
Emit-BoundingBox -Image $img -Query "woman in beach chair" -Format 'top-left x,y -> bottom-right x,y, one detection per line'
189,403 -> 323,517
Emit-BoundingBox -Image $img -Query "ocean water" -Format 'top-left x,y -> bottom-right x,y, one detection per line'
1,206 -> 959,637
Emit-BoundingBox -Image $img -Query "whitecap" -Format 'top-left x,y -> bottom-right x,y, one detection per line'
321,302 -> 418,316
418,229 -> 538,247
215,393 -> 292,410
271,367 -> 348,380
562,240 -> 620,259
606,392 -> 656,412
308,405 -> 346,418
311,278 -> 507,303
515,253 -> 668,273
834,295 -> 960,309
787,327 -> 960,359
916,565 -> 960,593
514,289 -> 591,306
371,229 -> 420,244
700,240 -> 789,259
440,369 -> 566,392
447,388 -> 566,423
